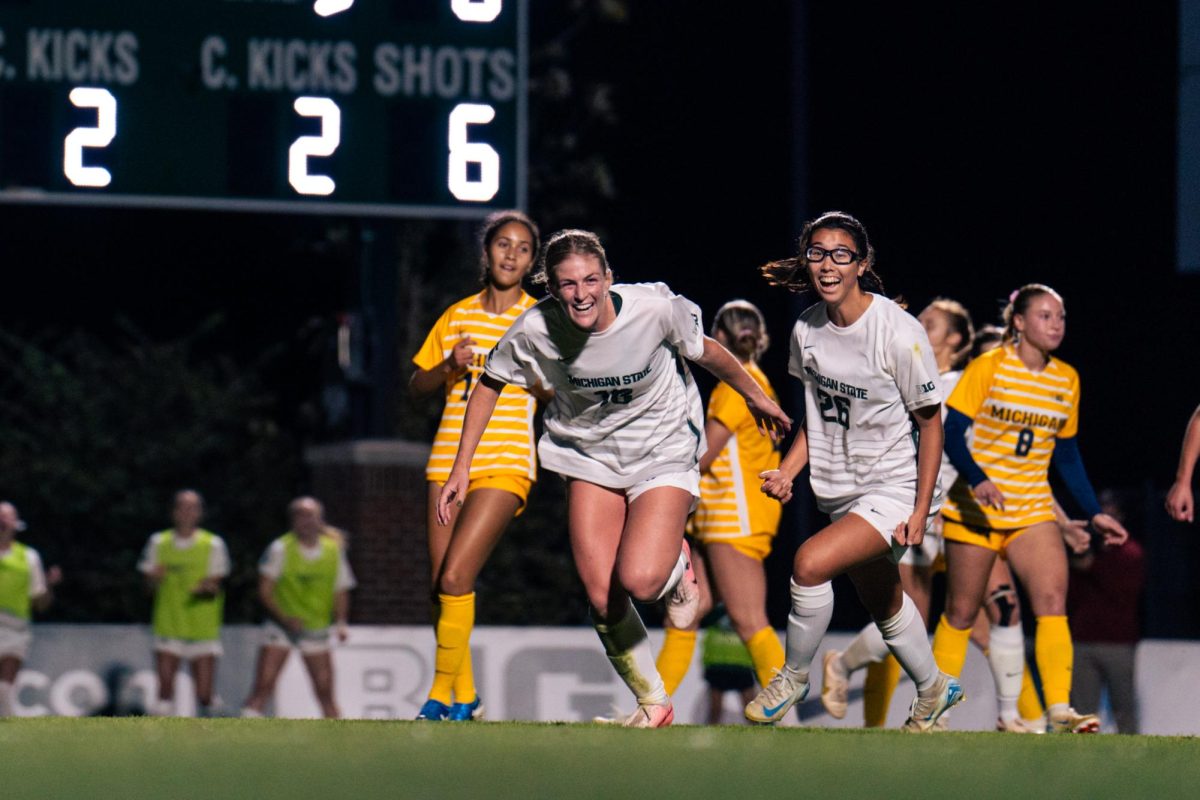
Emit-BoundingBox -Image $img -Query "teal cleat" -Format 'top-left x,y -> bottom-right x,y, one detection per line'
416,699 -> 451,721
447,696 -> 485,721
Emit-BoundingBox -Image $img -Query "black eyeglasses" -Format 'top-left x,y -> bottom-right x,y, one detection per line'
805,246 -> 860,265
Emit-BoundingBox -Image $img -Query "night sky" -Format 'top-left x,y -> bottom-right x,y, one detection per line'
1,1 -> 1195,497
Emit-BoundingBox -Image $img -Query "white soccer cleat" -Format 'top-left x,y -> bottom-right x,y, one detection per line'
1048,707 -> 1100,734
901,673 -> 964,733
745,668 -> 809,724
997,715 -> 1047,734
150,699 -> 174,717
820,650 -> 849,720
622,702 -> 674,728
665,540 -> 700,629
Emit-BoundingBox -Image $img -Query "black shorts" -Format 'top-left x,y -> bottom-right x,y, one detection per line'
704,665 -> 755,692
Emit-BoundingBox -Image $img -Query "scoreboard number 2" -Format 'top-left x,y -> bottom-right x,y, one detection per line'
289,96 -> 341,196
62,90 -> 501,202
64,87 -> 117,188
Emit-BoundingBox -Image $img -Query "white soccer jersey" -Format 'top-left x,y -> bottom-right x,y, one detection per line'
938,369 -> 963,497
788,294 -> 943,513
485,282 -> 707,489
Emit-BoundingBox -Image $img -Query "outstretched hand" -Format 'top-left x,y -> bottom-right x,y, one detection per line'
747,395 -> 792,443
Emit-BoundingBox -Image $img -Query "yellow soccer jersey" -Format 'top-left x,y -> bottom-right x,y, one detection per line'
691,363 -> 783,541
413,291 -> 538,482
942,344 -> 1080,530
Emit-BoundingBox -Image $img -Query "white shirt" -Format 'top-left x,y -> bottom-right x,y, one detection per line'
788,294 -> 943,512
0,543 -> 46,632
485,282 -> 707,488
258,538 -> 357,592
137,530 -> 230,578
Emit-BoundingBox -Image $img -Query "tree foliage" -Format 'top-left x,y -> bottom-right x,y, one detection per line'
0,320 -> 299,622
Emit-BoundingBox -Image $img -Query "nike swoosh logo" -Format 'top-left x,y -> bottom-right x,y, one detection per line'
804,345 -> 816,350
762,699 -> 790,717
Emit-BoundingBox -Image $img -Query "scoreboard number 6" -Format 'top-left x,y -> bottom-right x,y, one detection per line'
448,103 -> 500,202
61,89 -> 502,204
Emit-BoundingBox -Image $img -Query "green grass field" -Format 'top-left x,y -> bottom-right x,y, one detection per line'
2,718 -> 1198,799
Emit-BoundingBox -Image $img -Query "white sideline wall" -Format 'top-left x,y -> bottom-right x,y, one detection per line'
10,625 -> 1188,734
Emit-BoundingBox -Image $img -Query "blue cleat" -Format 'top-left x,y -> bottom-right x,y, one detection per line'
416,698 -> 450,721
447,696 -> 484,721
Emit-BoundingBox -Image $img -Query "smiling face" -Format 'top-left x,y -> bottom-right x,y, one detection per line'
485,221 -> 536,290
1013,292 -> 1066,353
549,253 -> 614,332
805,226 -> 866,306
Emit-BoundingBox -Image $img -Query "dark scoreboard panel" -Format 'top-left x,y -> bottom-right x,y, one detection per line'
0,0 -> 526,218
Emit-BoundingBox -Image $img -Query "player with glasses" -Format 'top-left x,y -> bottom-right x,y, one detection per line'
746,210 -> 962,731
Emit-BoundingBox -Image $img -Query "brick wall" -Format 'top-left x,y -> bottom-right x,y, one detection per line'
306,440 -> 431,624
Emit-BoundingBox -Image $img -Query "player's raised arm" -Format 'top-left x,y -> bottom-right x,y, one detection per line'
694,336 -> 791,441
437,374 -> 505,525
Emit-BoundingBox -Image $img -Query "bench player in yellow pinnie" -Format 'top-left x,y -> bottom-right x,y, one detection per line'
138,489 -> 229,717
241,496 -> 355,719
0,501 -> 59,718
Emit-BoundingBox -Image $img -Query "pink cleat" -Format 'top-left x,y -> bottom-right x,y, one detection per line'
622,702 -> 675,728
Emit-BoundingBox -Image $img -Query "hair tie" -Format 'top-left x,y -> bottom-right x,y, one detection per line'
1008,289 -> 1020,303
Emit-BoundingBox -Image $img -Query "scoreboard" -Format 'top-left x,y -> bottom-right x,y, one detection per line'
0,0 -> 526,218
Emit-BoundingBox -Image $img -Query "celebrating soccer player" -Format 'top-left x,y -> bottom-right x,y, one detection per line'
746,210 -> 961,732
437,229 -> 790,727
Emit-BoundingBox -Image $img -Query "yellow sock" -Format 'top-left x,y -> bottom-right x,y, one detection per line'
862,655 -> 902,728
931,615 -> 972,678
453,646 -> 477,705
1017,663 -> 1044,721
745,627 -> 785,690
1034,615 -> 1073,708
429,592 -> 475,705
656,628 -> 697,696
